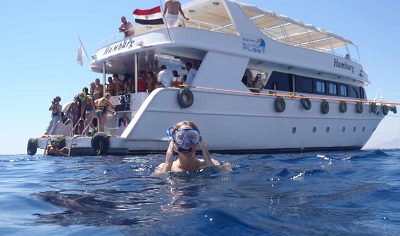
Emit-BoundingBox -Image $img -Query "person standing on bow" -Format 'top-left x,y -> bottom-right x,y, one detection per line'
155,120 -> 219,173
163,0 -> 189,27
44,96 -> 62,135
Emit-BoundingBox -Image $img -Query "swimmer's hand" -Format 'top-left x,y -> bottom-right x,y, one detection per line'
201,139 -> 215,167
157,141 -> 175,173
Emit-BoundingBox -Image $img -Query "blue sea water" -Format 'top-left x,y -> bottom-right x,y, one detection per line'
1,150 -> 400,235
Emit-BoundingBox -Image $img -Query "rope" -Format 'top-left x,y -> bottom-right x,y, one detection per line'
191,86 -> 400,105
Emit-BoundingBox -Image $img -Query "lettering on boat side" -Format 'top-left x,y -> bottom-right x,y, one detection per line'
333,58 -> 354,74
103,40 -> 136,55
242,38 -> 266,54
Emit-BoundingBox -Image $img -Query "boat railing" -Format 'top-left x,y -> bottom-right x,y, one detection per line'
97,19 -> 234,49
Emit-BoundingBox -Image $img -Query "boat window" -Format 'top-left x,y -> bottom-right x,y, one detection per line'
339,84 -> 348,97
315,80 -> 326,94
328,82 -> 338,95
295,75 -> 313,93
265,72 -> 292,92
360,87 -> 366,99
349,86 -> 359,98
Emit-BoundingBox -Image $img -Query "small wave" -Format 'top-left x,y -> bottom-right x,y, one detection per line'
291,169 -> 327,181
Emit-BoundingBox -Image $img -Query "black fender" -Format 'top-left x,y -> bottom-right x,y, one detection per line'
27,138 -> 38,155
300,98 -> 311,110
274,96 -> 285,112
321,100 -> 329,114
177,88 -> 194,108
91,132 -> 109,155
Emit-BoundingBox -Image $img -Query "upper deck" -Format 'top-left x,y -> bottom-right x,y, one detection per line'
98,0 -> 358,60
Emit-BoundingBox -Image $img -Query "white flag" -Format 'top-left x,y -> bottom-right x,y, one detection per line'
77,38 -> 86,66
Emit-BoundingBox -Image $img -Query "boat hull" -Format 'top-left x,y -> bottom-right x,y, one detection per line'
34,88 -> 385,156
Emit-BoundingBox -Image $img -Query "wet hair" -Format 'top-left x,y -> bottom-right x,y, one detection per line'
171,120 -> 199,135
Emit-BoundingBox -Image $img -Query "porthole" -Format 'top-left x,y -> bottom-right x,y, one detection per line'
292,127 -> 296,134
326,127 -> 330,133
313,127 -> 316,133
342,127 -> 345,132
353,127 -> 356,132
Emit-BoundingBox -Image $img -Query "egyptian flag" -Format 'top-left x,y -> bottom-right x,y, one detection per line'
133,6 -> 164,25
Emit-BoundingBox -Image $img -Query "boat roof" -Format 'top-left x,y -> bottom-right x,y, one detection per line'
132,0 -> 354,53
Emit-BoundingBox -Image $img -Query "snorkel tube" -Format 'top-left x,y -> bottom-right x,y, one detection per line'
177,146 -> 192,152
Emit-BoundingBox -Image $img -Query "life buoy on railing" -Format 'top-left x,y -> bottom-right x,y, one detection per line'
91,132 -> 109,155
382,105 -> 389,115
356,102 -> 363,113
27,138 -> 38,155
177,88 -> 194,108
391,106 -> 397,114
274,96 -> 285,112
339,101 -> 347,113
321,100 -> 329,114
300,98 -> 311,110
370,103 -> 377,113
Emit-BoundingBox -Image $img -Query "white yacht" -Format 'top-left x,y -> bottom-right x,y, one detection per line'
27,0 -> 397,156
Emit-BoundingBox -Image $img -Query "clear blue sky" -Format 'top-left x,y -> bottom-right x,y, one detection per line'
0,0 -> 399,154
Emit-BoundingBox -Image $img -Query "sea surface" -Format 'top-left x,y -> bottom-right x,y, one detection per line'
1,150 -> 400,235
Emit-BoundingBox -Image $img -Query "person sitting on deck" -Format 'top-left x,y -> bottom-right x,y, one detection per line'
44,141 -> 69,157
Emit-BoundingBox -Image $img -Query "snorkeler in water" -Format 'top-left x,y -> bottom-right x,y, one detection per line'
155,120 -> 220,173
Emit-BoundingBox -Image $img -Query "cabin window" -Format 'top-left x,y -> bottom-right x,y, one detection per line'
328,82 -> 338,95
349,86 -> 359,98
315,80 -> 326,94
360,87 -> 366,99
265,72 -> 292,92
339,84 -> 348,97
295,75 -> 313,93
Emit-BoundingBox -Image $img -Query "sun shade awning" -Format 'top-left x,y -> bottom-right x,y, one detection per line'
239,3 -> 354,52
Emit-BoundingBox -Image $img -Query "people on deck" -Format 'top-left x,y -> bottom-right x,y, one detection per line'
155,120 -> 220,173
147,71 -> 157,93
137,70 -> 148,92
67,95 -> 82,135
163,0 -> 189,27
119,16 -> 135,37
44,96 -> 62,135
185,62 -> 197,86
95,78 -> 104,97
106,76 -> 117,96
114,74 -> 126,94
157,65 -> 173,87
79,90 -> 97,135
89,82 -> 98,95
171,70 -> 183,87
95,93 -> 115,132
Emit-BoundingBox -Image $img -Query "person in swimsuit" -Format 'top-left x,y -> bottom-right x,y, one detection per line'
155,120 -> 220,173
119,16 -> 135,37
94,93 -> 115,132
163,0 -> 189,27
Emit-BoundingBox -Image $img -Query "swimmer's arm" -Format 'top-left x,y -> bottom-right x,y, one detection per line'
156,141 -> 175,173
201,139 -> 216,167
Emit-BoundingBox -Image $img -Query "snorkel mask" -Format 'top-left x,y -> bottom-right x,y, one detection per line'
167,127 -> 201,152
